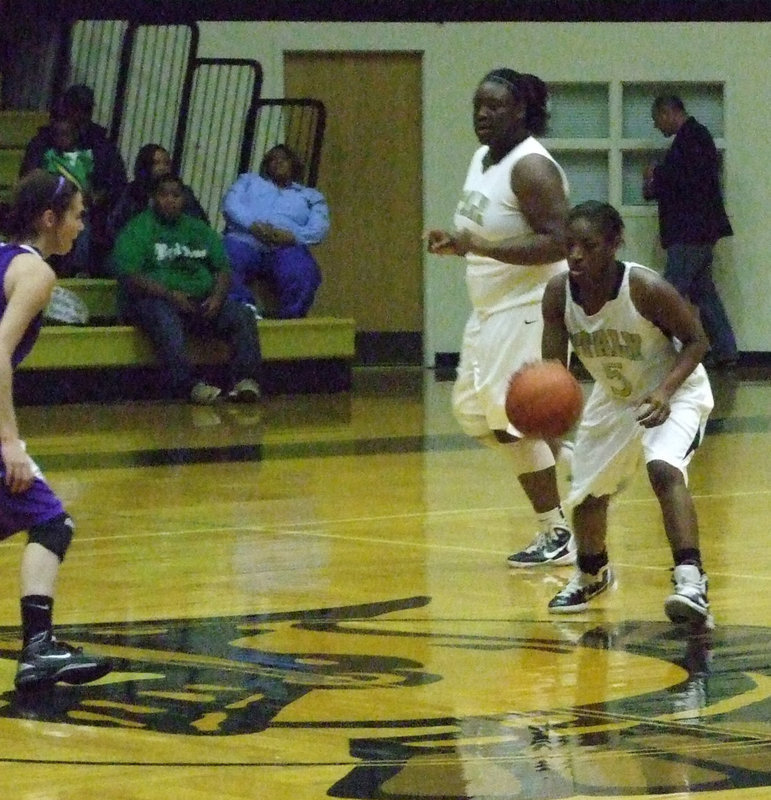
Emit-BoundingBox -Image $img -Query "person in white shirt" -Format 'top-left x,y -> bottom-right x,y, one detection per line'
428,68 -> 574,569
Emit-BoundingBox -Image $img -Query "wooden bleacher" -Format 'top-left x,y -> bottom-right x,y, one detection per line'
1,110 -> 355,401
0,110 -> 48,204
24,279 -> 355,368
16,279 -> 356,403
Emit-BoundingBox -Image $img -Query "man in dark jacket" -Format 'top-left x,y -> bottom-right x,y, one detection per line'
643,95 -> 738,368
20,84 -> 128,275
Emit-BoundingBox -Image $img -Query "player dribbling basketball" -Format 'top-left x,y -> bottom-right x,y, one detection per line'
542,200 -> 714,626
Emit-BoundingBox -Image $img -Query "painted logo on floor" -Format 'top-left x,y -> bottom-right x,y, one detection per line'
0,596 -> 769,798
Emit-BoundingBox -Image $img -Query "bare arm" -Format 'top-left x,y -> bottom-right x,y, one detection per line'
0,255 -> 55,492
428,154 -> 568,263
200,269 -> 232,320
630,266 -> 709,426
541,273 -> 570,366
466,154 -> 568,264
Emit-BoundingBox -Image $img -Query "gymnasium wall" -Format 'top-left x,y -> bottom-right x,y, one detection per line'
193,21 -> 769,362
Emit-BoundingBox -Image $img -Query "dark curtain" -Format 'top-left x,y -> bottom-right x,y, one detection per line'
0,0 -> 66,110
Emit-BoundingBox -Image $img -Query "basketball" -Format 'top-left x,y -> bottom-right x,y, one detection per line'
505,360 -> 583,438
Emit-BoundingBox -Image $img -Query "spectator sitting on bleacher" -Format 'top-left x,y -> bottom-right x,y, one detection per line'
36,117 -> 95,277
42,118 -> 94,194
107,143 -> 207,249
110,172 -> 262,405
223,144 -> 329,319
20,84 -> 127,276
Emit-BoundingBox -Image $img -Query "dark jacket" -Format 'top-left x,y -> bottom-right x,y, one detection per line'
650,117 -> 733,247
20,120 -> 127,208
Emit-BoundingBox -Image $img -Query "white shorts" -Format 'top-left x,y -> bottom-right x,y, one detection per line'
452,303 -> 543,436
567,373 -> 713,507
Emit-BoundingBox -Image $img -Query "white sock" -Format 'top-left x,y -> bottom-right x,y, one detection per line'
537,506 -> 568,533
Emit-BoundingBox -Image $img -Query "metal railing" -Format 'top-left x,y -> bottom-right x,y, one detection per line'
50,19 -> 325,224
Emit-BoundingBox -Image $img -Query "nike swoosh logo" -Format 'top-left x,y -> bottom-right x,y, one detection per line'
524,320 -> 538,325
36,652 -> 73,661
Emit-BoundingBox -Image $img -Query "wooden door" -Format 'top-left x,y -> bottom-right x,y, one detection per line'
285,52 -> 423,336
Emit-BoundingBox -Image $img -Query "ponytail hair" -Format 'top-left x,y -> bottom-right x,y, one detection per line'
481,69 -> 551,136
2,170 -> 78,241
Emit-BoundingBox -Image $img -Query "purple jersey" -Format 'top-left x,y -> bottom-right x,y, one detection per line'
0,243 -> 64,536
0,243 -> 44,367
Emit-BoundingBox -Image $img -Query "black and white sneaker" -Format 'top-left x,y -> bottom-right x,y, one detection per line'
548,565 -> 614,613
227,378 -> 261,403
15,631 -> 112,690
664,564 -> 713,628
507,525 -> 576,568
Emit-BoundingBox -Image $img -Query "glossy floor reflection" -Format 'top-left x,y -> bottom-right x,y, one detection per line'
0,366 -> 768,799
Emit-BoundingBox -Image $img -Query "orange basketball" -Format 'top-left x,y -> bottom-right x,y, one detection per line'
505,360 -> 583,438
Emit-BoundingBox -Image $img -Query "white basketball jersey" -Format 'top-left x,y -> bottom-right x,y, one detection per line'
453,137 -> 569,313
565,262 -> 711,406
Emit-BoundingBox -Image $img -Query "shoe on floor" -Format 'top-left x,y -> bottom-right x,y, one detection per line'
507,525 -> 576,568
190,381 -> 222,405
548,564 -> 614,613
15,631 -> 112,690
664,564 -> 713,627
227,378 -> 261,403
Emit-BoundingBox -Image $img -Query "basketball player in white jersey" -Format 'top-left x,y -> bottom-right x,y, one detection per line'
542,200 -> 713,626
428,69 -> 574,568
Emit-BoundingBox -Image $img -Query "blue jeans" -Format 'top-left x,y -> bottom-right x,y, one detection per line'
664,244 -> 738,362
224,235 -> 322,319
125,293 -> 262,397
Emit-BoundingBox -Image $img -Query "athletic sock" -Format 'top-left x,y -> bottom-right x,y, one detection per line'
577,550 -> 609,576
673,548 -> 702,569
537,506 -> 567,532
21,595 -> 54,647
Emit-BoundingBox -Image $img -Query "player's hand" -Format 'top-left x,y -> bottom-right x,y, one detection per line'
2,439 -> 34,494
426,229 -> 470,256
635,393 -> 671,428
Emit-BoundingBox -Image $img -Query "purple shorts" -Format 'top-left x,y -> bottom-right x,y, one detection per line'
0,467 -> 65,538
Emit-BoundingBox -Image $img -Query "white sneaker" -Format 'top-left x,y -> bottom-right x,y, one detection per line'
227,378 -> 261,403
665,564 -> 713,628
548,564 -> 614,613
507,525 -> 576,568
190,381 -> 222,405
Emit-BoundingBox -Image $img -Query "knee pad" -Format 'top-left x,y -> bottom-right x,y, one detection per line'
500,437 -> 556,477
28,513 -> 74,561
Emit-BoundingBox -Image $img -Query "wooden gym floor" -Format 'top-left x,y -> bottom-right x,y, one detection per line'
0,365 -> 768,799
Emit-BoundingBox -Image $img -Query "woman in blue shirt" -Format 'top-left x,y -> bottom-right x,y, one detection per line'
222,145 -> 330,319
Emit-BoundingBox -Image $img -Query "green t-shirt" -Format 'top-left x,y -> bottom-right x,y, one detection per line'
112,209 -> 230,299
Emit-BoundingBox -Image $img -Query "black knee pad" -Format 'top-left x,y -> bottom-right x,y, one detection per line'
28,513 -> 74,561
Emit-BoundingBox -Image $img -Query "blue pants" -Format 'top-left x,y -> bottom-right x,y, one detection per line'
224,236 -> 322,319
124,293 -> 262,397
664,244 -> 738,363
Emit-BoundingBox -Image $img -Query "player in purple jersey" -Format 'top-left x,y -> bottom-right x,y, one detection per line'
0,169 -> 112,689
